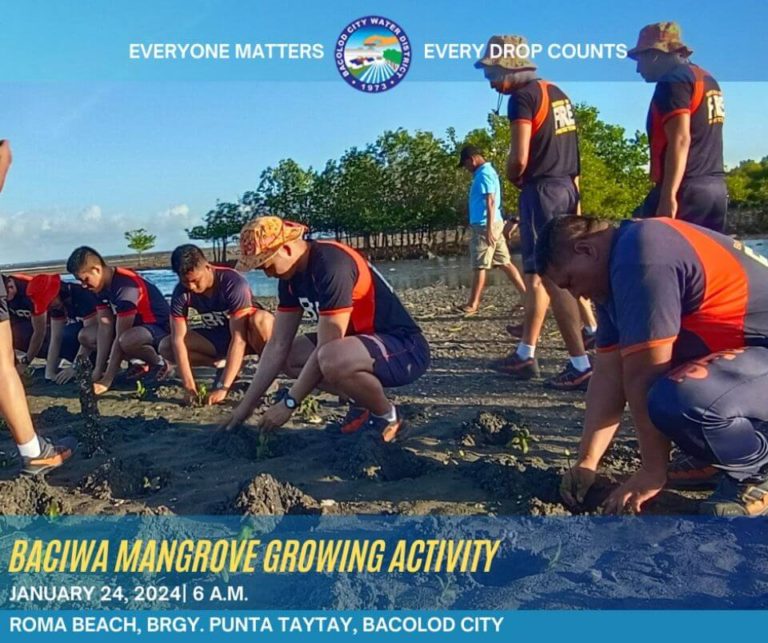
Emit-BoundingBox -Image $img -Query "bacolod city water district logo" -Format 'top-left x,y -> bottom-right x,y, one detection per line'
334,16 -> 411,93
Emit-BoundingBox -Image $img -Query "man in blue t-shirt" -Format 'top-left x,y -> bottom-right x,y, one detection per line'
162,244 -> 273,406
536,215 -> 768,517
456,145 -> 525,316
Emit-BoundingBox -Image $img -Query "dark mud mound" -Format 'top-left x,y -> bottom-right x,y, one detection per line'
234,473 -> 320,516
456,410 -> 525,447
80,457 -> 171,500
34,405 -> 77,429
215,428 -> 307,461
0,477 -> 69,515
333,433 -> 436,482
468,458 -> 564,513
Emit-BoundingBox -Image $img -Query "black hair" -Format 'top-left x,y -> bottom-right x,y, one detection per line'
66,246 -> 106,275
171,244 -> 207,276
534,215 -> 613,275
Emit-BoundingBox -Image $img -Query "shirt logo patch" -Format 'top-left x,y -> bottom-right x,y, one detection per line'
298,297 -> 320,322
552,99 -> 576,135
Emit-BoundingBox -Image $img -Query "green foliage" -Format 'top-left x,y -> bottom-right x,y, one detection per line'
196,383 -> 209,406
726,156 -> 768,207
382,49 -> 402,65
186,101 -> 660,249
124,229 -> 156,264
135,380 -> 147,400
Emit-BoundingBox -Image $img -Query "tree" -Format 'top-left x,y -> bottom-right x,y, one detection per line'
124,228 -> 156,265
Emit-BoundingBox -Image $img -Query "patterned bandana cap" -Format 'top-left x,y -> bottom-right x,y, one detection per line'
474,34 -> 538,72
236,216 -> 307,271
27,273 -> 61,312
627,22 -> 693,60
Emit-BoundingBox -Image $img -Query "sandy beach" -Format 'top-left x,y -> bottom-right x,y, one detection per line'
0,283 -> 707,517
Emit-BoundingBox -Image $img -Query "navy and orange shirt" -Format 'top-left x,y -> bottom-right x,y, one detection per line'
48,282 -> 103,325
596,219 -> 768,365
647,63 -> 724,184
104,268 -> 169,331
4,274 -> 35,325
277,241 -> 421,337
171,266 -> 258,330
507,79 -> 580,184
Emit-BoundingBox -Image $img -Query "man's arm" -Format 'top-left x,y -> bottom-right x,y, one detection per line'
24,313 -> 48,366
206,315 -> 249,405
0,139 -> 12,193
484,192 -> 497,245
93,308 -> 114,379
45,318 -> 66,379
603,343 -> 674,514
573,175 -> 582,215
97,313 -> 135,389
506,120 -> 531,187
561,349 -> 626,505
170,317 -> 197,397
657,113 -> 691,218
220,310 -> 302,430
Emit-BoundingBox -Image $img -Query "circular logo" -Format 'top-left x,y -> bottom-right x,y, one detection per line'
334,16 -> 412,93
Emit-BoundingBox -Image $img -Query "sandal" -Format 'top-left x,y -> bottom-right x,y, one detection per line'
455,304 -> 479,317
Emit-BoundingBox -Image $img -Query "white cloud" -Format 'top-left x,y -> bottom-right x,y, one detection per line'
0,203 -> 203,267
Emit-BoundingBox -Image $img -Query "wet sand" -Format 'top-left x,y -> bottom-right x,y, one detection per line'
0,283 -> 706,517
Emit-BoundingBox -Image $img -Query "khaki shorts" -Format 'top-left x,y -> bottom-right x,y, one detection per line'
469,222 -> 511,270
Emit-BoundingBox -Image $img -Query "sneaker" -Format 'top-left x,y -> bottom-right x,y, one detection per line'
545,363 -> 592,391
699,473 -> 768,517
124,362 -> 149,381
366,408 -> 403,443
493,352 -> 540,379
666,451 -> 722,490
145,359 -> 173,384
339,405 -> 371,435
21,436 -> 77,477
582,329 -> 597,351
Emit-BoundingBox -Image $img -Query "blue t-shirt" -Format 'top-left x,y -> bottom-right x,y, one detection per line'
468,162 -> 502,226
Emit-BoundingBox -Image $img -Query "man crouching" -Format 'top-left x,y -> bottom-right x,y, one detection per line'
220,216 -> 430,442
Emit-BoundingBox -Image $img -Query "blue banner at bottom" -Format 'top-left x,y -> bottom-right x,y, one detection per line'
2,610 -> 767,642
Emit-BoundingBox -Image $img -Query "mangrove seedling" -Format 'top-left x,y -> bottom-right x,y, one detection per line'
135,380 -> 148,400
507,427 -> 538,455
298,395 -> 323,424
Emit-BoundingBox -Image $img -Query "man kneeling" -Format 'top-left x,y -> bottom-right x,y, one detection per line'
536,215 -> 768,516
220,216 -> 430,442
161,244 -> 274,405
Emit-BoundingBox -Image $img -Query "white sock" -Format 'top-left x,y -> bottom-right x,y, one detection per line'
516,343 -> 536,360
584,325 -> 597,335
570,354 -> 591,372
18,436 -> 42,458
374,404 -> 397,422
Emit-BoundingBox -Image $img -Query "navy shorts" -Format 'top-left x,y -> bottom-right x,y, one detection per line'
143,324 -> 169,349
647,346 -> 768,481
60,321 -> 84,362
519,178 -> 579,274
306,332 -> 431,388
635,176 -> 728,233
196,326 -> 233,359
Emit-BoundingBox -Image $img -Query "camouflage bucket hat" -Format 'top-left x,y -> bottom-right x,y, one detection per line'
627,22 -> 693,60
474,35 -> 537,72
236,216 -> 307,271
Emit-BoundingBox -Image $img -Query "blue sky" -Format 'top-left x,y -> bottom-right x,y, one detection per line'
1,0 -> 767,264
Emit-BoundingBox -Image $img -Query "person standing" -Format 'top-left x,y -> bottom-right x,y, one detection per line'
475,35 -> 592,391
0,139 -> 76,475
456,145 -> 525,316
629,22 -> 727,232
